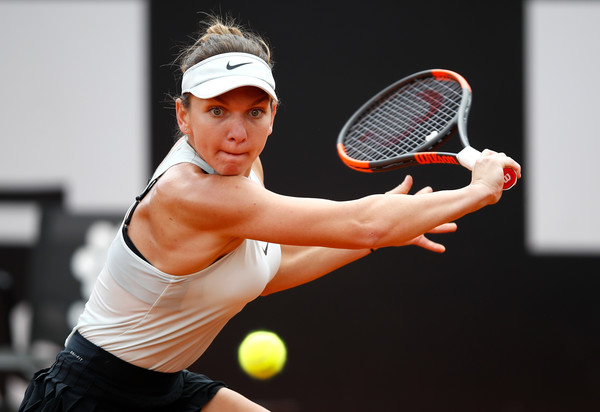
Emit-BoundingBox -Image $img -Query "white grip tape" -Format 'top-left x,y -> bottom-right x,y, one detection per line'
456,146 -> 481,170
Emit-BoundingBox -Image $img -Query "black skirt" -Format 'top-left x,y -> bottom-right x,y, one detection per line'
18,331 -> 226,412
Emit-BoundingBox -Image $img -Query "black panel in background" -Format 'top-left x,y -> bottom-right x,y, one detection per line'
150,1 -> 599,411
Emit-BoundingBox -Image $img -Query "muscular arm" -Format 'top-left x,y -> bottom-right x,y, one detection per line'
261,176 -> 458,295
260,152 -> 522,295
236,151 -> 516,250
135,150 -> 519,276
227,177 -> 490,250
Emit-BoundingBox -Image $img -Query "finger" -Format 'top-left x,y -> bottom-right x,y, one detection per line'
386,175 -> 413,195
505,157 -> 522,178
414,236 -> 447,253
415,186 -> 433,195
487,151 -> 522,177
427,222 -> 458,234
489,152 -> 522,179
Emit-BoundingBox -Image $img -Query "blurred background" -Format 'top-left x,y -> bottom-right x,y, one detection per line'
0,0 -> 598,411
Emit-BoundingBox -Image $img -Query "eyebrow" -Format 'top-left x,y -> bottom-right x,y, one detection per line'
212,94 -> 270,106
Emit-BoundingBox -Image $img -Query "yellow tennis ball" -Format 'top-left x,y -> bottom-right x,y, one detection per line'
238,330 -> 287,380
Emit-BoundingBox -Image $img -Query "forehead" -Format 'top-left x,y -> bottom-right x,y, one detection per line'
211,86 -> 270,102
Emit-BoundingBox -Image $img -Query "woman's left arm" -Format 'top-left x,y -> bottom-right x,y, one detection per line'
261,220 -> 455,296
261,245 -> 370,296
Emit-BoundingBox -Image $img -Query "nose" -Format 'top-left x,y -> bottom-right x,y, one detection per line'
226,115 -> 248,143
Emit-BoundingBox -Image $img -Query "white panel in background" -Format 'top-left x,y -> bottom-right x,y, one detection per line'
0,0 -> 149,214
525,0 -> 600,255
0,203 -> 41,246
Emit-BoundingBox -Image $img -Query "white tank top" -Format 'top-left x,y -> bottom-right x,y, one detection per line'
69,138 -> 281,372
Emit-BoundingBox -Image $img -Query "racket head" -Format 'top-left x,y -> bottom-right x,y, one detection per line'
337,69 -> 472,172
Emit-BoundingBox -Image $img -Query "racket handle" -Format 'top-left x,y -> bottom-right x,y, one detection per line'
457,146 -> 517,191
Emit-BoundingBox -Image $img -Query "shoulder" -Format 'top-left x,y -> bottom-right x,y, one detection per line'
153,163 -> 223,212
149,162 -> 267,232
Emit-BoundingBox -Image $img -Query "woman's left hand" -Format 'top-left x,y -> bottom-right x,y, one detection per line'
385,175 -> 457,253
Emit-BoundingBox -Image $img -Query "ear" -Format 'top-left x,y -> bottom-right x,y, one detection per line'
267,101 -> 277,136
176,98 -> 191,135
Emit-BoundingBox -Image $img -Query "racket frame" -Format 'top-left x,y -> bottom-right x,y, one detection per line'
337,69 -> 473,173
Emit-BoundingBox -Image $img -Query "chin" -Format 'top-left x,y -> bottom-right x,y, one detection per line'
217,164 -> 251,177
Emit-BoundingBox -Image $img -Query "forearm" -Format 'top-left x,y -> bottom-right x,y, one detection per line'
359,183 -> 491,249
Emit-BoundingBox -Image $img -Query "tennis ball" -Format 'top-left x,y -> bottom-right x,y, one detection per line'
238,330 -> 287,380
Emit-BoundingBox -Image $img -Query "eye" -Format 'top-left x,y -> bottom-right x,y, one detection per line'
249,108 -> 264,118
209,107 -> 224,116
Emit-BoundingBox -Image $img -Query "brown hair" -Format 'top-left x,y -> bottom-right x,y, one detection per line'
177,15 -> 274,106
171,15 -> 276,142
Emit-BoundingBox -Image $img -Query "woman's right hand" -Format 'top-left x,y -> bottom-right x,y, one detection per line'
470,150 -> 521,205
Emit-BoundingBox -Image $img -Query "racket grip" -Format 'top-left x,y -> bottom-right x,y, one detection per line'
457,146 -> 517,190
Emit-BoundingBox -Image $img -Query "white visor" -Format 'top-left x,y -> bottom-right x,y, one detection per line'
181,52 -> 277,101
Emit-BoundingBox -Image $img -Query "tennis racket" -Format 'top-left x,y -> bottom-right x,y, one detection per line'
336,69 -> 518,190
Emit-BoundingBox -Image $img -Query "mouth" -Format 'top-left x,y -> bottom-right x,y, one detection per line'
221,150 -> 247,159
215,151 -> 251,176
218,150 -> 251,167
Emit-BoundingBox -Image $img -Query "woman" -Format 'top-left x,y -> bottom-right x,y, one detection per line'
19,15 -> 520,412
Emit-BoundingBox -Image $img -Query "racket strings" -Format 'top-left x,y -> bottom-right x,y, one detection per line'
343,77 -> 463,161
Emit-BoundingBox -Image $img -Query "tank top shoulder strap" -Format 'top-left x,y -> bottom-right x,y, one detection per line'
123,137 -> 216,231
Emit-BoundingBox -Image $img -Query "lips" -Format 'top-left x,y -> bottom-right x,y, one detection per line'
215,151 -> 251,176
218,150 -> 249,166
221,150 -> 246,158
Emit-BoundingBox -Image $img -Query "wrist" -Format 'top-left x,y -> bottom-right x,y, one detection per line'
466,182 -> 498,208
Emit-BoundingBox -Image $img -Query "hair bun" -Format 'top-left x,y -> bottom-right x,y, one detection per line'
205,23 -> 243,37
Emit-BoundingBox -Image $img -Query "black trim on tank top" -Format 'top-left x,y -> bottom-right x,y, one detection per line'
122,225 -> 149,263
120,161 -> 213,266
122,178 -> 158,264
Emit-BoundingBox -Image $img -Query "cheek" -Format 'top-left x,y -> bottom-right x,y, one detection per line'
260,115 -> 275,135
254,123 -> 272,147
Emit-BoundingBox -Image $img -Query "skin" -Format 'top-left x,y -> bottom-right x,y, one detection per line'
127,85 -> 521,411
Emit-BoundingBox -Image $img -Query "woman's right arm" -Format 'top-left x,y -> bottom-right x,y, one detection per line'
177,150 -> 520,251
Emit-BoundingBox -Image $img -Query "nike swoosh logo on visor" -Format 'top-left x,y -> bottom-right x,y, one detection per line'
226,61 -> 252,70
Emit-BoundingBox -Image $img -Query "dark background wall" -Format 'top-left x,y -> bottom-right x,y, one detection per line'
0,1 -> 597,411
147,1 -> 599,411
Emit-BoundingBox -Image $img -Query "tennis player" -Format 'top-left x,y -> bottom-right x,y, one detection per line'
19,15 -> 521,412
